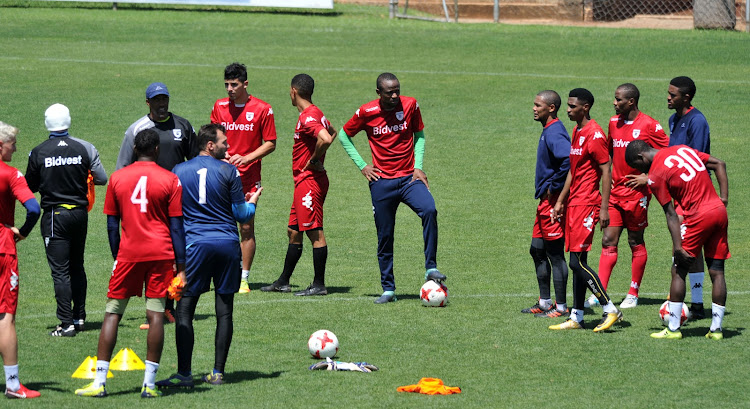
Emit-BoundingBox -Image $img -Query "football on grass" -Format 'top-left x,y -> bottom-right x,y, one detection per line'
308,329 -> 339,358
420,280 -> 448,307
659,300 -> 690,326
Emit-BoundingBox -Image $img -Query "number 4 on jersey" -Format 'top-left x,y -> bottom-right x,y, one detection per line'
131,176 -> 149,212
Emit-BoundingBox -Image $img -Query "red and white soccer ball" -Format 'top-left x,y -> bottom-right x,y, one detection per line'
308,329 -> 339,359
659,301 -> 690,326
420,280 -> 449,307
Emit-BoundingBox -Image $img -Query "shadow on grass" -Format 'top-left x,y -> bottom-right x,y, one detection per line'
225,370 -> 284,383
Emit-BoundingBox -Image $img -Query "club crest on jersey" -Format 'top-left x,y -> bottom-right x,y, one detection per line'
172,129 -> 182,140
246,112 -> 255,122
579,136 -> 585,146
396,111 -> 404,121
632,129 -> 641,139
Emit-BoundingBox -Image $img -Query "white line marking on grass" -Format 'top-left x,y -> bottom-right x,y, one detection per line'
3,56 -> 749,85
20,290 -> 750,320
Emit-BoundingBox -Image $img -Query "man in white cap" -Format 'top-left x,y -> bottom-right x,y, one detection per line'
117,82 -> 197,328
25,103 -> 108,337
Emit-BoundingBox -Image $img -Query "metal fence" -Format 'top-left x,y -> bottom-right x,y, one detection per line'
379,0 -> 747,30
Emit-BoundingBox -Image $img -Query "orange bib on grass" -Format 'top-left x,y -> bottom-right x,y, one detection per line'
397,378 -> 461,395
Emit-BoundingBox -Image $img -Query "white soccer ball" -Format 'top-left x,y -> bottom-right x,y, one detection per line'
420,280 -> 448,307
308,329 -> 339,358
659,300 -> 690,326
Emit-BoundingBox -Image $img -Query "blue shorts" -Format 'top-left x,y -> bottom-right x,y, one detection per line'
185,240 -> 241,296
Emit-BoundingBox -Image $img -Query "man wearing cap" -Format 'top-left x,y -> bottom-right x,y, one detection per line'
117,82 -> 198,171
26,103 -> 108,337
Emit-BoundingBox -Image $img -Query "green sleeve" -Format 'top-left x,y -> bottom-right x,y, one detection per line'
414,130 -> 425,170
338,128 -> 367,171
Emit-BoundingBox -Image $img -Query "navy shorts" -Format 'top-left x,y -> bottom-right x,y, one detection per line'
184,239 -> 241,296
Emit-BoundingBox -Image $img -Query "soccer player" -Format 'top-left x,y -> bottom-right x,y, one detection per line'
548,89 -> 623,332
118,82 -> 198,329
261,74 -> 335,296
338,72 -> 445,304
158,124 -> 261,388
211,62 -> 276,293
25,103 -> 108,337
588,83 -> 668,309
75,129 -> 184,398
0,122 -> 41,399
667,76 -> 711,319
521,90 -> 570,318
625,140 -> 728,340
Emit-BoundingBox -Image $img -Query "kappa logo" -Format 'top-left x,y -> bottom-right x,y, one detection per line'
632,129 -> 641,139
235,169 -> 241,177
302,190 -> 313,211
355,109 -> 361,117
57,140 -> 68,147
172,129 -> 182,140
304,116 -> 316,124
655,123 -> 663,132
638,196 -> 648,209
268,108 -> 274,115
648,178 -> 654,185
396,111 -> 404,121
583,211 -> 594,232
692,282 -> 702,289
593,131 -> 604,140
16,170 -> 23,179
10,269 -> 18,291
680,223 -> 687,240
246,112 -> 255,122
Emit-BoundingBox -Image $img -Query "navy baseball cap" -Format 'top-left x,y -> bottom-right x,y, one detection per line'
146,82 -> 170,99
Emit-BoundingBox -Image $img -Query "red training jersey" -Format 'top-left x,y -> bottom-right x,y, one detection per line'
0,162 -> 35,255
293,104 -> 330,182
103,162 -> 182,262
568,119 -> 609,206
608,111 -> 668,201
342,96 -> 424,179
210,95 -> 277,174
648,145 -> 724,218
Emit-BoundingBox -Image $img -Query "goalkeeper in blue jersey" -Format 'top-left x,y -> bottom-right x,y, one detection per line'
158,123 -> 261,388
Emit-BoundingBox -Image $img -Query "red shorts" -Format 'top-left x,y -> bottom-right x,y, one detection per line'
608,196 -> 650,231
0,254 -> 19,314
532,194 -> 564,240
682,206 -> 730,260
240,170 -> 261,195
289,175 -> 329,231
565,205 -> 599,252
107,259 -> 174,299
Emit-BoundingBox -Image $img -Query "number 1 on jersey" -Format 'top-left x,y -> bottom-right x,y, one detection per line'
197,168 -> 207,204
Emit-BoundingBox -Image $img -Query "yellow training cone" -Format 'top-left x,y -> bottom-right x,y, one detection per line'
72,356 -> 114,379
110,348 -> 146,371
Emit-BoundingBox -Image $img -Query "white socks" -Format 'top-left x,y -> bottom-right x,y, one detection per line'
689,272 -> 705,304
241,269 -> 250,281
94,360 -> 109,387
570,309 -> 584,323
4,364 -> 20,391
710,303 -> 725,332
143,360 -> 159,388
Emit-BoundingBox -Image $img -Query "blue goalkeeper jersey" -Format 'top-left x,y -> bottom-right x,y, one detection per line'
173,155 -> 245,244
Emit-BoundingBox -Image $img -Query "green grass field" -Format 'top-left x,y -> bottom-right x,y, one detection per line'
1,2 -> 749,407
